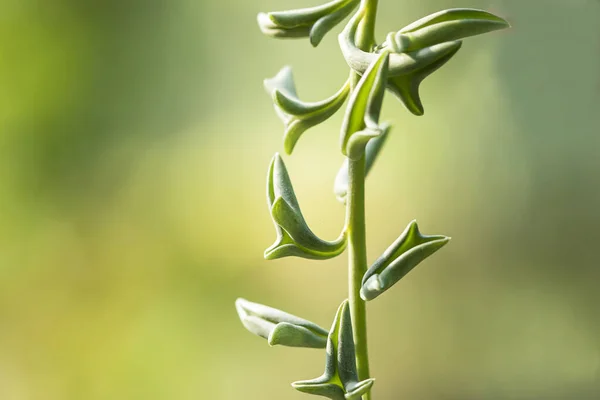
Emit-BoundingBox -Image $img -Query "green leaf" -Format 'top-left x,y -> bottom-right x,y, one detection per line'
258,0 -> 359,47
391,8 -> 510,52
386,41 -> 461,115
339,10 -> 460,78
265,67 -> 350,154
334,123 -> 390,204
361,220 -> 450,301
292,300 -> 375,399
265,154 -> 347,260
340,51 -> 389,159
340,8 -> 508,116
235,298 -> 328,349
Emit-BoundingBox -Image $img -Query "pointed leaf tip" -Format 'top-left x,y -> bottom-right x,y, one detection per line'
235,298 -> 328,348
265,154 -> 347,260
361,220 -> 450,300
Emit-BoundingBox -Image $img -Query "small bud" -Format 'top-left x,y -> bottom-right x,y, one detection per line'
292,300 -> 375,399
361,220 -> 450,301
265,154 -> 347,260
235,298 -> 328,349
258,0 -> 360,47
265,67 -> 350,154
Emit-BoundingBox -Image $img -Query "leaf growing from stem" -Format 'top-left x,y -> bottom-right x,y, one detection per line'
292,300 -> 375,399
265,154 -> 347,260
334,123 -> 390,204
236,298 -> 328,348
361,220 -> 450,300
340,51 -> 389,159
265,67 -> 350,154
386,8 -> 510,53
258,0 -> 360,47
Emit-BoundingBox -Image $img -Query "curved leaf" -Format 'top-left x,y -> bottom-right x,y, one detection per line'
265,67 -> 350,154
361,220 -> 450,301
292,300 -> 375,399
339,10 -> 462,77
258,0 -> 359,47
265,154 -> 347,260
235,298 -> 328,348
340,51 -> 389,159
386,41 -> 462,115
394,8 -> 510,52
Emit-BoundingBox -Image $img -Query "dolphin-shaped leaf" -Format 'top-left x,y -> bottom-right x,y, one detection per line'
340,8 -> 508,115
265,154 -> 347,260
360,220 -> 450,301
258,0 -> 360,47
340,51 -> 389,159
292,300 -> 375,399
339,9 -> 463,78
388,8 -> 510,53
236,298 -> 328,348
265,67 -> 350,154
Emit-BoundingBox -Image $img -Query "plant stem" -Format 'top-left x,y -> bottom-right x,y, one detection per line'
346,155 -> 371,400
356,0 -> 379,51
347,2 -> 379,399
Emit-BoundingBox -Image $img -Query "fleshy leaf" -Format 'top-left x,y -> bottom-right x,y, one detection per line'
258,0 -> 359,47
334,123 -> 390,204
292,300 -> 375,399
265,67 -> 350,154
340,51 -> 389,159
339,9 -> 462,77
340,8 -> 508,115
386,41 -> 461,115
265,154 -> 347,260
360,220 -> 450,301
390,8 -> 510,52
235,298 -> 328,348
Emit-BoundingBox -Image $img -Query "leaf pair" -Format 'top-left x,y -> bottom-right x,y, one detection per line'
265,67 -> 350,155
258,0 -> 360,47
236,298 -> 328,348
266,154 -> 347,260
360,220 -> 450,301
293,300 -> 374,399
339,8 -> 509,115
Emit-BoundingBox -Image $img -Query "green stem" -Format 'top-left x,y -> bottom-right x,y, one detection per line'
347,2 -> 379,399
346,155 -> 371,400
356,0 -> 379,51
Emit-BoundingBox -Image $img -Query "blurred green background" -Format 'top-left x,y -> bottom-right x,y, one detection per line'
0,0 -> 599,399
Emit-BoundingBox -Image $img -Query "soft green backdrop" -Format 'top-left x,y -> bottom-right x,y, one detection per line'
0,0 -> 599,399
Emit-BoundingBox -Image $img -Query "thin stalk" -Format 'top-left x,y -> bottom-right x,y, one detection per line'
346,155 -> 371,399
356,0 -> 379,51
347,2 -> 379,399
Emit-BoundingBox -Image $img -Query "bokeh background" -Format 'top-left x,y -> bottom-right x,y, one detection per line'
0,0 -> 599,399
